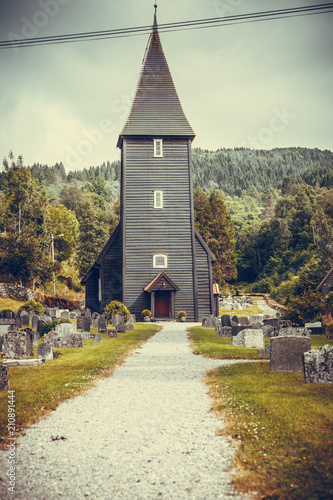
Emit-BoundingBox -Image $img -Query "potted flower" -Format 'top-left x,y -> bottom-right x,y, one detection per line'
177,311 -> 186,322
141,309 -> 151,322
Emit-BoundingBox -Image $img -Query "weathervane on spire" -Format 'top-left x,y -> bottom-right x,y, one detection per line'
154,3 -> 158,28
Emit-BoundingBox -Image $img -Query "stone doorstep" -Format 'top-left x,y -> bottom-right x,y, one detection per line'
2,359 -> 43,367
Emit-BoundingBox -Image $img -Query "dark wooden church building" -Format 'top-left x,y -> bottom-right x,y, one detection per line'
82,10 -> 218,321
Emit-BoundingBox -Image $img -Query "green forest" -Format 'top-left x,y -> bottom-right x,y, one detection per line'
1,147 -> 333,324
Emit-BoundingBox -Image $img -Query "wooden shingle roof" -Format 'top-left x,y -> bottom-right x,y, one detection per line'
117,23 -> 195,147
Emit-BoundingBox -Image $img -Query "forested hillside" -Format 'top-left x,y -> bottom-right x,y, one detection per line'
1,146 -> 333,324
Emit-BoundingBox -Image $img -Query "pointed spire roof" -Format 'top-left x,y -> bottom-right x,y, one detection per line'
117,10 -> 195,147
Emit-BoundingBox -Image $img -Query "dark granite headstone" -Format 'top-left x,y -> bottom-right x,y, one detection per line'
221,315 -> 231,327
231,325 -> 249,336
231,315 -> 239,324
270,336 -> 311,372
15,315 -> 22,328
82,317 -> 91,333
98,315 -> 108,333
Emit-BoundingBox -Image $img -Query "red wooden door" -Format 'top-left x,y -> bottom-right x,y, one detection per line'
155,291 -> 171,318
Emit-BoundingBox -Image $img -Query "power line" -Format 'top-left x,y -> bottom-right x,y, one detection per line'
1,3 -> 333,49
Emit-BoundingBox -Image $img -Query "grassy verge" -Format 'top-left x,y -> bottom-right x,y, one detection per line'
0,323 -> 160,448
206,363 -> 333,500
188,326 -> 271,359
0,298 -> 24,311
219,297 -> 265,318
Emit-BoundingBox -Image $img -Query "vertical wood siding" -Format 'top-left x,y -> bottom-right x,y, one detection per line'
85,268 -> 100,313
195,237 -> 213,320
123,137 -> 197,320
101,230 -> 123,310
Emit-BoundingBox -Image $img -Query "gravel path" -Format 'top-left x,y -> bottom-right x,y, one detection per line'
0,323 -> 251,500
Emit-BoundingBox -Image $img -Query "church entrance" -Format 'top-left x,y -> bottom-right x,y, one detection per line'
154,291 -> 171,319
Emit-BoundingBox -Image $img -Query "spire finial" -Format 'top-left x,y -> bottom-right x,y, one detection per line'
153,3 -> 158,29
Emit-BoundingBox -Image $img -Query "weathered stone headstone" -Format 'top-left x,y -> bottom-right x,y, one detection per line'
38,343 -> 53,361
263,318 -> 280,330
81,331 -> 91,340
129,314 -> 136,323
262,325 -> 275,338
92,317 -> 99,329
33,332 -> 40,346
5,311 -> 13,320
238,316 -> 250,326
85,308 -> 91,318
257,344 -> 271,357
202,317 -> 216,328
116,322 -> 126,333
216,326 -> 232,337
66,334 -> 84,348
112,314 -> 123,327
21,311 -> 30,327
77,317 -> 83,330
0,325 -> 10,336
126,323 -> 135,331
0,365 -> 10,391
31,315 -> 39,330
82,317 -> 91,333
303,345 -> 333,384
252,321 -> 264,330
279,327 -> 311,338
93,334 -> 102,343
44,331 -> 63,348
108,330 -> 117,338
244,330 -> 264,349
2,331 -> 31,359
60,310 -> 70,319
232,330 -> 246,346
221,315 -> 231,327
98,315 -> 108,333
15,315 -> 23,328
25,329 -> 34,356
249,314 -> 265,324
270,336 -> 311,372
304,322 -> 326,335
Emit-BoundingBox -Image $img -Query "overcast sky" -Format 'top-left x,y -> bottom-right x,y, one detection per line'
0,0 -> 332,172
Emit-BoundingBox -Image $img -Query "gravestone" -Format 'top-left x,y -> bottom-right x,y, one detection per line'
0,325 -> 10,336
257,344 -> 271,357
231,315 -> 239,324
304,322 -> 326,335
202,317 -> 216,328
93,334 -> 102,343
244,330 -> 264,349
263,318 -> 280,330
85,308 -> 91,318
66,334 -> 84,348
82,317 -> 91,333
221,315 -> 231,327
108,331 -> 117,338
2,331 -> 31,359
129,314 -> 136,323
77,317 -> 83,330
44,331 -> 63,348
112,314 -> 123,327
15,315 -> 22,328
238,317 -> 250,326
81,331 -> 91,340
279,327 -> 311,338
303,345 -> 333,384
252,322 -> 264,330
270,336 -> 311,372
5,311 -> 13,320
249,314 -> 265,324
21,311 -> 30,327
92,312 -> 99,320
232,330 -> 246,346
126,323 -> 135,331
60,310 -> 70,319
216,326 -> 232,337
231,325 -> 249,336
262,325 -> 275,338
92,317 -> 99,329
0,365 -> 10,391
37,320 -> 46,336
98,315 -> 108,333
116,322 -> 126,334
38,343 -> 53,361
31,315 -> 39,330
25,329 -> 34,356
33,331 -> 40,346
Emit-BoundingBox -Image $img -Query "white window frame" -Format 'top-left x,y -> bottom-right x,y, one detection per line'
153,254 -> 168,269
154,139 -> 163,157
154,190 -> 163,209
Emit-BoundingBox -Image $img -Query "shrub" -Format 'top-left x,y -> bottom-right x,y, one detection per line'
252,277 -> 274,294
0,309 -> 14,317
141,309 -> 151,318
281,289 -> 325,325
19,300 -> 44,314
38,318 -> 70,337
177,311 -> 186,318
104,300 -> 130,323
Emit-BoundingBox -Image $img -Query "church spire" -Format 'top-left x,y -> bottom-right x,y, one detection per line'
153,3 -> 158,29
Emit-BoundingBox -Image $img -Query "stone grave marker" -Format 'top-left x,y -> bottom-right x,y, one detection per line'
126,323 -> 134,331
221,315 -> 231,327
21,311 -> 30,327
38,343 -> 53,361
232,330 -> 246,346
263,318 -> 280,330
82,317 -> 91,333
98,315 -> 108,333
249,314 -> 265,324
129,314 -> 136,323
216,326 -> 232,337
108,330 -> 117,338
231,315 -> 239,324
0,365 -> 10,391
116,322 -> 126,334
37,320 -> 46,336
77,317 -> 83,330
60,310 -> 70,319
2,331 -> 31,359
44,331 -> 63,348
270,336 -> 311,372
15,315 -> 22,328
93,334 -> 102,343
85,308 -> 92,318
244,330 -> 264,349
67,334 -> 84,348
31,315 -> 39,330
112,314 -> 123,327
303,344 -> 333,384
279,327 -> 311,338
238,317 -> 250,326
262,325 -> 275,338
257,344 -> 271,357
5,311 -> 13,320
304,322 -> 326,335
231,325 -> 249,336
92,317 -> 99,329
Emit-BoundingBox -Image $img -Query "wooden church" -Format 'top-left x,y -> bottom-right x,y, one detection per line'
82,8 -> 218,321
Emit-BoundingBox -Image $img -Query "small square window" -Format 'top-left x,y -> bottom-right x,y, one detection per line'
153,254 -> 168,268
154,139 -> 163,157
154,191 -> 163,209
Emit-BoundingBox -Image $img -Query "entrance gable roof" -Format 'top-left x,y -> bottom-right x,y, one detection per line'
144,272 -> 180,292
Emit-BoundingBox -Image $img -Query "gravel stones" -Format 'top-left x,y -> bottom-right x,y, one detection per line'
0,323 -> 247,500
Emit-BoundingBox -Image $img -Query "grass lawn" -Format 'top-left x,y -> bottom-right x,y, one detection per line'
0,298 -> 25,312
219,297 -> 265,318
0,323 -> 160,448
189,325 -> 333,499
206,363 -> 333,500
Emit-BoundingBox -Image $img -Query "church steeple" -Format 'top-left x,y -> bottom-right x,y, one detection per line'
117,6 -> 195,148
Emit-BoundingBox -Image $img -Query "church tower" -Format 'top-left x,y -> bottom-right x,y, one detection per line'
82,8 -> 217,321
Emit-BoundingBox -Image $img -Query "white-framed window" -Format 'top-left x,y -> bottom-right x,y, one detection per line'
154,139 -> 163,157
154,190 -> 163,209
153,254 -> 168,269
